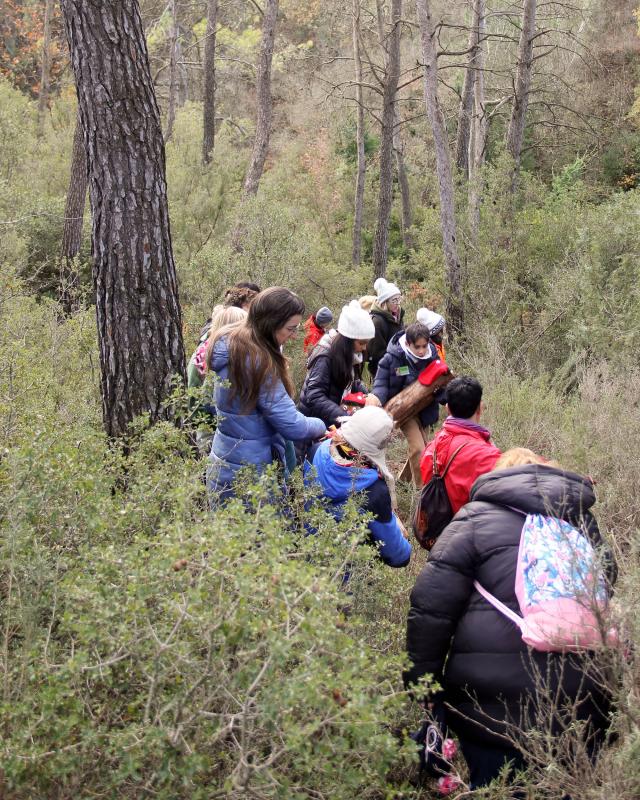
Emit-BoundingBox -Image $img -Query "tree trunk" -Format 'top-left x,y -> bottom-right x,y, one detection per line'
202,0 -> 218,164
393,108 -> 413,250
61,0 -> 186,439
37,0 -> 54,125
164,0 -> 178,143
416,0 -> 464,334
454,1 -> 481,179
351,0 -> 366,266
242,0 -> 279,196
468,0 -> 487,243
372,0 -> 402,279
385,371 -> 453,427
506,0 -> 537,179
61,109 -> 88,261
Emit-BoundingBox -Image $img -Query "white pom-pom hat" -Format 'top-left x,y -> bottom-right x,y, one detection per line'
417,307 -> 446,335
373,277 -> 401,305
337,300 -> 376,340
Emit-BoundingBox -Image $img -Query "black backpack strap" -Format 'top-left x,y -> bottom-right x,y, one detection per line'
434,443 -> 467,478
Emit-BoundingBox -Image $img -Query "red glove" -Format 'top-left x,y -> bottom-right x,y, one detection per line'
418,359 -> 449,386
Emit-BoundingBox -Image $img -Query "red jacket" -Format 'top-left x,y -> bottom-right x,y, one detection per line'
303,316 -> 324,355
420,418 -> 501,514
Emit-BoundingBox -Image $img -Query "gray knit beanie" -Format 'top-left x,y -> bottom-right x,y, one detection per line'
315,306 -> 333,327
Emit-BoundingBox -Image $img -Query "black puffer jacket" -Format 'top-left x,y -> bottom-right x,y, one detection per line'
298,347 -> 367,427
406,464 -> 616,747
372,331 -> 442,428
368,305 -> 405,378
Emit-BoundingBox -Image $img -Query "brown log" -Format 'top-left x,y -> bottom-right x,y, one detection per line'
384,372 -> 454,427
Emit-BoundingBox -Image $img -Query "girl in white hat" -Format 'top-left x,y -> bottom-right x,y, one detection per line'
299,300 -> 377,428
369,278 -> 404,378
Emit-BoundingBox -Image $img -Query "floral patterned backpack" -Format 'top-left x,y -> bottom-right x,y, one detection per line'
474,512 -> 617,653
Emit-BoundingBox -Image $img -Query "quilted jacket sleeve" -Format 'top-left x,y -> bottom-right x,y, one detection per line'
369,515 -> 412,567
258,378 -> 326,441
404,508 -> 478,688
372,352 -> 393,406
582,512 -> 618,591
368,315 -> 388,377
301,354 -> 345,427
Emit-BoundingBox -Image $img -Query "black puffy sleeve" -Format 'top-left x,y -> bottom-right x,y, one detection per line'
404,509 -> 478,688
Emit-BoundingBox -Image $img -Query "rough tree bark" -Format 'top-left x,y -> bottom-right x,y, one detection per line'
506,0 -> 537,180
202,0 -> 219,164
242,0 -> 278,196
468,0 -> 487,243
416,0 -> 464,334
61,0 -> 186,438
393,108 -> 413,250
372,0 -> 402,279
61,109 -> 88,261
37,0 -> 54,125
164,0 -> 179,143
454,0 -> 481,179
351,0 -> 366,266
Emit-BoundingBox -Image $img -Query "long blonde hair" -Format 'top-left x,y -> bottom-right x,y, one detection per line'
493,448 -> 561,470
204,306 -> 246,372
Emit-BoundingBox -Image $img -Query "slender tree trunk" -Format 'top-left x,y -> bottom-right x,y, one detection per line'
61,0 -> 186,438
372,0 -> 402,279
61,109 -> 88,261
164,0 -> 178,143
242,0 -> 278,196
468,0 -> 487,243
202,0 -> 218,164
454,1 -> 481,179
393,109 -> 413,250
416,0 -> 464,334
352,0 -> 366,266
506,0 -> 536,180
37,0 -> 54,125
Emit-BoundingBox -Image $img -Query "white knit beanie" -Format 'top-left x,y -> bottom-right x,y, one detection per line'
340,406 -> 397,506
417,307 -> 446,335
337,300 -> 375,340
374,277 -> 401,305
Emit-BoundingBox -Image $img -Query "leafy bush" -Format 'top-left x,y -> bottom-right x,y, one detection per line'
0,416 -> 422,798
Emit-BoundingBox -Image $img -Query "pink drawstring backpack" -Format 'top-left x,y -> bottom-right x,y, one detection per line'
474,512 -> 617,653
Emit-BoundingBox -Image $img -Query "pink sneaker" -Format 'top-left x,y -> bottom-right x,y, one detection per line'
437,775 -> 461,796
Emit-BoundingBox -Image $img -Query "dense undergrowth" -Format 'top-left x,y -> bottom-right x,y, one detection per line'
2,75 -> 640,797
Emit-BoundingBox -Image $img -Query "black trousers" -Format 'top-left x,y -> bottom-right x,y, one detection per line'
458,737 -> 526,790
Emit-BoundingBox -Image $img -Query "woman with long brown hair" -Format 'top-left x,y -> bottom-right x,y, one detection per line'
206,287 -> 326,499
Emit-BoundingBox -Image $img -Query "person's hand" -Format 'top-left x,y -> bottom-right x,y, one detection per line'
365,394 -> 382,407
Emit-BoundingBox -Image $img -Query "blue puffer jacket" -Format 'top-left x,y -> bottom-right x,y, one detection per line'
304,440 -> 411,567
373,331 -> 442,428
207,337 -> 326,494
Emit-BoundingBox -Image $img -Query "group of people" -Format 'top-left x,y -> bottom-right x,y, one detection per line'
187,280 -> 616,792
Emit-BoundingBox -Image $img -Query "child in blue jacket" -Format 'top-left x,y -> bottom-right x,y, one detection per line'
304,407 -> 411,568
372,322 -> 443,487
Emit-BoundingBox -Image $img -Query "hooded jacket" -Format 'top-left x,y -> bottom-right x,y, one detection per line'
305,440 -> 411,567
421,418 -> 502,513
368,304 -> 405,378
373,331 -> 442,428
406,464 -> 616,746
298,335 -> 368,427
207,337 -> 325,493
303,315 -> 325,355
